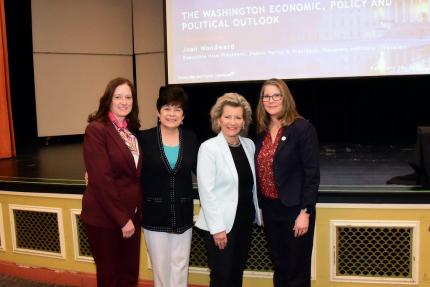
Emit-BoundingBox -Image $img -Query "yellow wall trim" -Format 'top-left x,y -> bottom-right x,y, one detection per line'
317,203 -> 430,209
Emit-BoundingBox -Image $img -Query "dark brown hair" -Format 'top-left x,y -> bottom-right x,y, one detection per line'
88,77 -> 140,132
156,85 -> 188,114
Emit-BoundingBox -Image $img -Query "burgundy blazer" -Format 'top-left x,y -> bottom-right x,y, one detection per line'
81,120 -> 143,228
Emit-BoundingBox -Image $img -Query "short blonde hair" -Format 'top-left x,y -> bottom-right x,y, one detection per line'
210,93 -> 252,136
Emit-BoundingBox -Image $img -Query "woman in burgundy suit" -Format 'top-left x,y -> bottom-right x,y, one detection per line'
81,77 -> 142,287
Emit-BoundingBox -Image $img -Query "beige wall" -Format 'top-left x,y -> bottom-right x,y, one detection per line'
32,0 -> 165,136
133,0 -> 165,129
33,54 -> 133,136
31,0 -> 133,54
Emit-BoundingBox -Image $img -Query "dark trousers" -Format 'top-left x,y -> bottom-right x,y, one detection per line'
84,222 -> 141,287
262,198 -> 315,287
203,218 -> 253,287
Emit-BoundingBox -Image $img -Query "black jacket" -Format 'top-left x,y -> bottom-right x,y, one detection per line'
255,118 -> 320,212
138,126 -> 198,233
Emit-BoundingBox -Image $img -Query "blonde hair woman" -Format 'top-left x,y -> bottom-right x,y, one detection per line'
195,93 -> 262,287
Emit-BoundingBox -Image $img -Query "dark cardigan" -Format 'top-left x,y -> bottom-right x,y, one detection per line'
137,126 -> 198,233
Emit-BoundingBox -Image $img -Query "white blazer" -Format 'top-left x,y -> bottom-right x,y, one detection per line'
195,132 -> 262,235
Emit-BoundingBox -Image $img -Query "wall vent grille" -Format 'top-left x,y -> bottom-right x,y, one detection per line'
331,220 -> 418,284
9,205 -> 65,258
14,209 -> 60,252
75,214 -> 92,257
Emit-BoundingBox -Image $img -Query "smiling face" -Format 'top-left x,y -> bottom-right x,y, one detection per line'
110,83 -> 133,122
158,104 -> 184,130
262,84 -> 283,118
218,105 -> 244,144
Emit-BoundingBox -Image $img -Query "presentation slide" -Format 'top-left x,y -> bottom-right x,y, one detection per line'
165,0 -> 430,84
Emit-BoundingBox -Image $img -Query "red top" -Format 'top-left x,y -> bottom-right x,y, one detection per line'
257,128 -> 283,199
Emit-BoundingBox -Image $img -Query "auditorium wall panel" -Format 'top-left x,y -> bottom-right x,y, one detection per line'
33,53 -> 133,136
31,0 -> 133,54
133,0 -> 166,129
135,53 -> 165,129
30,0 -> 166,137
132,0 -> 164,54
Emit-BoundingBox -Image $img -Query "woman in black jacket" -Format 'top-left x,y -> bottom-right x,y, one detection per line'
138,86 -> 198,287
255,78 -> 320,287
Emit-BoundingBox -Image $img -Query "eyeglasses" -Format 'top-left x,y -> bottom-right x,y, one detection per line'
261,93 -> 282,102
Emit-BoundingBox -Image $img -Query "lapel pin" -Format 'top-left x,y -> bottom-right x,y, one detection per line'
281,136 -> 287,141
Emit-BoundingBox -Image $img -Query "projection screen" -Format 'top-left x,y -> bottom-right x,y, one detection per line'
165,0 -> 430,84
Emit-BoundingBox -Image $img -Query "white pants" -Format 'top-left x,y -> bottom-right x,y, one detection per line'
144,228 -> 192,287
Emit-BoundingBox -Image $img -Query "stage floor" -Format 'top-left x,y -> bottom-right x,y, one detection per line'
320,143 -> 416,186
0,142 -> 417,188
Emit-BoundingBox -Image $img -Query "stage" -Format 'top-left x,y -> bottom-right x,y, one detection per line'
0,141 -> 429,201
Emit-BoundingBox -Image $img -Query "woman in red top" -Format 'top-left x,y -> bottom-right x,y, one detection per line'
255,78 -> 320,287
81,77 -> 142,287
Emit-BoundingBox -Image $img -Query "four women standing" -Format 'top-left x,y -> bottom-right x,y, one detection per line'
83,78 -> 319,287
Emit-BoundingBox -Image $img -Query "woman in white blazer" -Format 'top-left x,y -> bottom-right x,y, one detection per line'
196,93 -> 262,287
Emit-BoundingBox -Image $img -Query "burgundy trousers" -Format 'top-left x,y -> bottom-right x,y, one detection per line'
84,223 -> 141,287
